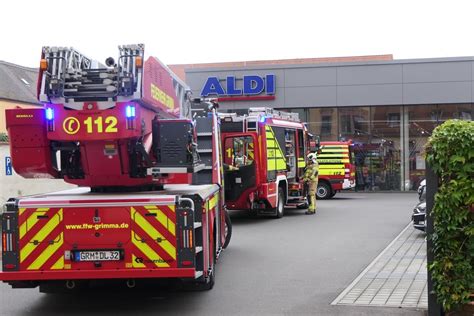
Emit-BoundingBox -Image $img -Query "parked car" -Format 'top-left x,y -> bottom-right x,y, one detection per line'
412,179 -> 426,232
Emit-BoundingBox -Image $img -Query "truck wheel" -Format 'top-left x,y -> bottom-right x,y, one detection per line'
316,182 -> 332,199
195,264 -> 215,291
329,191 -> 337,198
223,210 -> 232,249
274,187 -> 284,218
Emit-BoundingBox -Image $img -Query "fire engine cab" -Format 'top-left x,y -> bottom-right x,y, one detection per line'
220,108 -> 315,218
1,44 -> 230,291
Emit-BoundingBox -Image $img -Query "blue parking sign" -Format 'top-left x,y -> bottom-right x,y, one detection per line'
5,156 -> 12,176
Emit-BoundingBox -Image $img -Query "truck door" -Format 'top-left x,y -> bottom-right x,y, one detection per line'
296,129 -> 306,179
284,129 -> 297,180
223,135 -> 257,201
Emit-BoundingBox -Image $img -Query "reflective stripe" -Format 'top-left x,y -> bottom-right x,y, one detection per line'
318,154 -> 349,158
19,208 -> 49,239
317,158 -> 350,163
265,125 -> 286,171
297,158 -> 306,168
318,164 -> 345,169
248,142 -> 254,160
209,193 -> 219,210
132,231 -> 169,268
144,205 -> 175,237
319,170 -> 344,176
132,209 -> 176,260
321,145 -> 348,149
51,256 -> 64,270
27,233 -> 63,270
132,254 -> 146,268
20,209 -> 63,263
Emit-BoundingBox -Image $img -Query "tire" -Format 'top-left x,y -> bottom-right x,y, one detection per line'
274,187 -> 285,218
223,210 -> 232,249
329,191 -> 337,198
316,182 -> 332,199
195,263 -> 215,291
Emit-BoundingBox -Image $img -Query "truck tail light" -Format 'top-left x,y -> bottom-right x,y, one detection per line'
4,264 -> 16,270
2,212 -> 20,271
2,232 -> 6,251
2,232 -> 15,252
344,164 -> 352,179
182,229 -> 194,249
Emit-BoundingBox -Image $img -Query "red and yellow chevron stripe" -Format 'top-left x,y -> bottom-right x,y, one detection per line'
19,207 -> 64,271
128,205 -> 177,269
18,204 -> 178,272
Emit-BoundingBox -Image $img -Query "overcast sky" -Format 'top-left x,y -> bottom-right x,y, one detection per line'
1,0 -> 474,68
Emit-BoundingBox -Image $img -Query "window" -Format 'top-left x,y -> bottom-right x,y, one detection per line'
223,136 -> 254,167
321,115 -> 332,135
307,108 -> 338,141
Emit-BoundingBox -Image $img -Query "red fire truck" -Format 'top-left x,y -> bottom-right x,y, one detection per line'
317,141 -> 356,199
1,45 -> 230,291
220,108 -> 315,218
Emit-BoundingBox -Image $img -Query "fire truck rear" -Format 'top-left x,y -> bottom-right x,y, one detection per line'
1,45 -> 229,291
317,141 -> 356,199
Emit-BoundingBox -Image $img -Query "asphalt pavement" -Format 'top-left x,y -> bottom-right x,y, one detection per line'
0,192 -> 425,316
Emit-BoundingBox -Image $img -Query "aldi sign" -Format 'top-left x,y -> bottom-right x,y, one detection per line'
201,75 -> 276,101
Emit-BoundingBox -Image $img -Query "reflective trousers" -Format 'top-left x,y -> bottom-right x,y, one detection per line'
307,181 -> 318,212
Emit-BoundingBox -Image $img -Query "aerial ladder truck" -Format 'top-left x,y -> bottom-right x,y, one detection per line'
1,44 -> 230,291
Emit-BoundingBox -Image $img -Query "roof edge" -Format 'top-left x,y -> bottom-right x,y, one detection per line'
181,55 -> 474,73
0,60 -> 39,72
0,97 -> 42,106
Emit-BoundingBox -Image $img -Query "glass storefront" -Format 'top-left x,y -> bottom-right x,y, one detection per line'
407,103 -> 473,190
285,103 -> 473,191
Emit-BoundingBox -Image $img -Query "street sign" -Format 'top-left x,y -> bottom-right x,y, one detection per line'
5,156 -> 12,176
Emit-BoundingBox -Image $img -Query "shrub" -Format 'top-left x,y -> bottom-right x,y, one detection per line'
0,132 -> 8,143
425,119 -> 474,312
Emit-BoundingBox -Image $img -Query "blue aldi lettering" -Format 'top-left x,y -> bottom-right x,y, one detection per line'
243,76 -> 264,95
201,77 -> 225,96
201,75 -> 276,97
226,76 -> 242,95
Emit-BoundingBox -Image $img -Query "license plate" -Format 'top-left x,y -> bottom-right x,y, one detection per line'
75,250 -> 121,261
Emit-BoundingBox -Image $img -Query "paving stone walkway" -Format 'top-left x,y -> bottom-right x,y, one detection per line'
332,224 -> 428,309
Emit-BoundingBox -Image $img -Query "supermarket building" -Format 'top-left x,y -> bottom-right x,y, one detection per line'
170,54 -> 474,191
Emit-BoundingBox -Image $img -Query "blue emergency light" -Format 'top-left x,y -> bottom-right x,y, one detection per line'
125,105 -> 136,118
45,108 -> 54,120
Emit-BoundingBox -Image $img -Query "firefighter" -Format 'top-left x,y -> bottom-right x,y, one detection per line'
303,152 -> 319,214
233,139 -> 248,167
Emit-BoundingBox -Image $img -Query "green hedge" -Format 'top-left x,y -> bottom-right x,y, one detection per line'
425,119 -> 474,312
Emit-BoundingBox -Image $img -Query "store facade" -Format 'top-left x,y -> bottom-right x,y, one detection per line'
177,56 -> 474,191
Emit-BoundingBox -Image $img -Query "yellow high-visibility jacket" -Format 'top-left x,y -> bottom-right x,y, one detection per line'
303,162 -> 319,182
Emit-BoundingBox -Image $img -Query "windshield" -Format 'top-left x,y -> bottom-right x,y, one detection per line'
224,136 -> 254,168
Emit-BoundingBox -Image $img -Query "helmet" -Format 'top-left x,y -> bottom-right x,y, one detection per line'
307,153 -> 317,163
